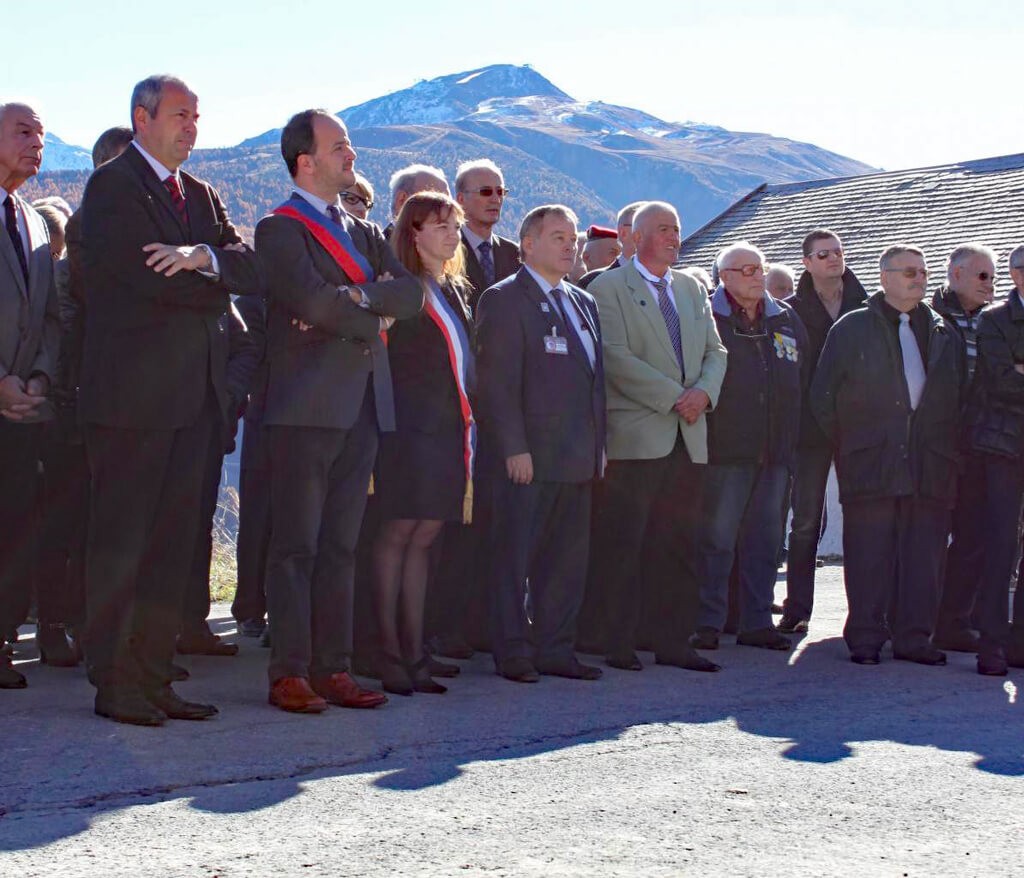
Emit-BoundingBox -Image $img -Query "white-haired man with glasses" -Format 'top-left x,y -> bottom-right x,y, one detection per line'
811,245 -> 964,667
690,243 -> 809,654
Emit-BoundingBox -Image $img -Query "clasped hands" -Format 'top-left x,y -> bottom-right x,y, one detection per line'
0,374 -> 49,422
674,387 -> 710,425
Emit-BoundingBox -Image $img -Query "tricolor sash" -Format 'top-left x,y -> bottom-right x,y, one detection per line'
272,196 -> 375,283
424,279 -> 476,524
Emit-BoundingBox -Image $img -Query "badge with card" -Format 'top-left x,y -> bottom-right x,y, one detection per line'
544,325 -> 569,355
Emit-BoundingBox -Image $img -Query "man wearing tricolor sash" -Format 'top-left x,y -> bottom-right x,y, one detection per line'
255,109 -> 424,714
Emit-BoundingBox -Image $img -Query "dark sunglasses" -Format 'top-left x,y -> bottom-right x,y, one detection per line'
884,267 -> 929,279
721,263 -> 765,277
971,271 -> 994,282
340,191 -> 372,209
812,248 -> 843,260
465,186 -> 509,198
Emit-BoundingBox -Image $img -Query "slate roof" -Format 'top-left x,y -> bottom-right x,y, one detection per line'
677,152 -> 1024,297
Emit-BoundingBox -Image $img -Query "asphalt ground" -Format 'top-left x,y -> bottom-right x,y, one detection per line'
1,566 -> 1021,877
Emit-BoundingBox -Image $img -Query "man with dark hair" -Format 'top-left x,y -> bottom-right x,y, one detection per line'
930,243 -> 996,653
454,159 -> 519,311
811,245 -> 964,666
255,108 -> 422,713
476,204 -> 605,683
0,102 -> 59,689
79,74 -> 262,725
778,228 -> 867,633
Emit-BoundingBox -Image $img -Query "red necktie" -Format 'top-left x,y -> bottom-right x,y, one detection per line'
163,175 -> 188,227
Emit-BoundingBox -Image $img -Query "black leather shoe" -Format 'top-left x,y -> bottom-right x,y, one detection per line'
606,651 -> 643,671
689,628 -> 720,650
497,657 -> 540,683
177,629 -> 239,656
655,649 -> 721,672
776,616 -> 809,634
428,656 -> 460,678
95,687 -> 166,726
978,651 -> 1008,677
169,662 -> 190,682
932,629 -> 980,653
893,647 -> 947,666
0,655 -> 26,689
37,623 -> 80,667
737,628 -> 792,651
145,685 -> 218,720
535,657 -> 602,680
850,650 -> 880,665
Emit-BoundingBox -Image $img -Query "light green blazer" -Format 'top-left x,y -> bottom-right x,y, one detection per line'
590,260 -> 727,463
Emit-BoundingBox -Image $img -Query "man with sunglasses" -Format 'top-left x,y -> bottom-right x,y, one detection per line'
778,229 -> 867,634
455,159 -> 520,312
930,244 -> 996,653
811,245 -> 964,666
691,243 -> 808,653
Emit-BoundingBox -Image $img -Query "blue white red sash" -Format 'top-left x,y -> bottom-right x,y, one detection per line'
424,279 -> 476,523
272,196 -> 375,283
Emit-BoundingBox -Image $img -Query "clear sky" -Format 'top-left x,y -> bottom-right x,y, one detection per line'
8,0 -> 1020,172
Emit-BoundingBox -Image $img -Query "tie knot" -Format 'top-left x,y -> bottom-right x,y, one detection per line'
478,240 -> 491,254
899,312 -> 910,324
327,204 -> 342,224
651,277 -> 668,296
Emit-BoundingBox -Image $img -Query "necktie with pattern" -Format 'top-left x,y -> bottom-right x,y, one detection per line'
477,240 -> 495,288
898,312 -> 926,410
651,276 -> 683,371
4,195 -> 29,285
327,203 -> 343,225
163,175 -> 188,227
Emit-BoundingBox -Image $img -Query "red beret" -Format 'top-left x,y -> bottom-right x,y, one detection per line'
587,225 -> 618,241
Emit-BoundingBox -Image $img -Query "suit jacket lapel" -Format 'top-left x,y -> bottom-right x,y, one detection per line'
0,206 -> 27,296
125,146 -> 189,240
519,269 -> 592,375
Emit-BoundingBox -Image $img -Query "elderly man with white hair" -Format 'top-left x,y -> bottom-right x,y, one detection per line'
691,243 -> 808,652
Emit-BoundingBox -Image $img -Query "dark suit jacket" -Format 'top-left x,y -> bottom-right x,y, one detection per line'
460,230 -> 520,313
577,255 -> 624,291
0,193 -> 59,391
255,194 -> 423,431
475,266 -> 606,483
218,299 -> 262,452
79,145 -> 262,430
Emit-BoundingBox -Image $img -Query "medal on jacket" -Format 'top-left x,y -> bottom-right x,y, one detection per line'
773,332 -> 798,362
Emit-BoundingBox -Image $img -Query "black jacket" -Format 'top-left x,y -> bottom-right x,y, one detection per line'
810,292 -> 965,504
963,289 -> 1024,460
460,230 -> 520,314
785,267 -> 867,447
706,287 -> 810,468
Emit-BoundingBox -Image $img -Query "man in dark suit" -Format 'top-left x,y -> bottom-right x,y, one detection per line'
255,108 -> 423,713
0,102 -> 59,690
476,204 -> 606,683
79,75 -> 262,725
455,159 -> 519,313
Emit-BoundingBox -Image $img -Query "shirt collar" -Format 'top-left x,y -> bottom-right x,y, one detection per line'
293,185 -> 343,219
724,288 -> 765,318
523,263 -> 565,297
132,140 -> 177,184
462,225 -> 494,252
0,184 -> 12,204
632,255 -> 672,286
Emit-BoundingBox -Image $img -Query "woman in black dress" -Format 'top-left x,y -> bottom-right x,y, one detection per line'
374,192 -> 475,695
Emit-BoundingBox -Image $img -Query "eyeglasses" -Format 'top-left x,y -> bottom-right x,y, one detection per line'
812,248 -> 843,260
971,271 -> 994,282
721,264 -> 766,277
340,191 -> 372,210
464,186 -> 509,198
883,267 -> 929,279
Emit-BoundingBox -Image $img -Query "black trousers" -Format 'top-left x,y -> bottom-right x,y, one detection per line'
263,388 -> 378,683
488,474 -> 591,665
973,454 -> 1024,653
783,442 -> 832,621
935,453 -> 987,637
84,393 -> 218,691
590,438 -> 704,659
841,495 -> 950,655
181,414 -> 225,632
0,420 -> 40,633
36,423 -> 89,626
232,424 -> 271,623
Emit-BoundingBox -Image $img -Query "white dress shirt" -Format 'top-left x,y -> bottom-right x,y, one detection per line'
633,255 -> 677,314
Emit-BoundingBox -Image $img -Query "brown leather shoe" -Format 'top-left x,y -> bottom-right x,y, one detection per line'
269,677 -> 328,713
311,672 -> 387,709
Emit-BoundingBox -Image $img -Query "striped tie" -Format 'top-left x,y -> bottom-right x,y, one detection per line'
163,175 -> 188,227
651,277 -> 683,371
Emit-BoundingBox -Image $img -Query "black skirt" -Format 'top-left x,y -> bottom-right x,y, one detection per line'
375,419 -> 466,522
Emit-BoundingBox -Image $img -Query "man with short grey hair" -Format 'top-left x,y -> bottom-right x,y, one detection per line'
931,242 -> 997,653
0,101 -> 59,689
388,163 -> 449,223
811,244 -> 964,666
455,158 -> 519,310
765,263 -> 795,299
